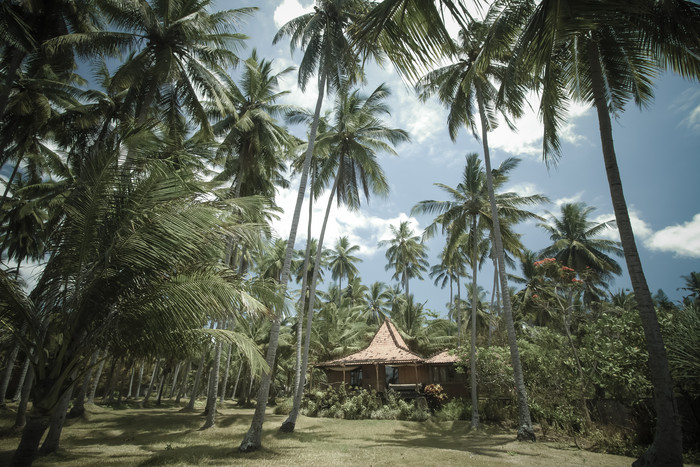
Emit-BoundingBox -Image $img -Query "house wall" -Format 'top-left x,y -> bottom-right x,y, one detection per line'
322,363 -> 466,398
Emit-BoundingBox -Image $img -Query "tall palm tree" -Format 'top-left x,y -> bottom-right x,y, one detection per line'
416,19 -> 537,440
213,51 -> 295,199
413,153 -> 544,429
496,1 -> 700,458
380,221 -> 429,298
329,236 -> 362,297
242,1 -> 371,449
282,82 -> 407,433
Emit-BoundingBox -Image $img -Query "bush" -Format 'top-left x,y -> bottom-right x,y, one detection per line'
273,398 -> 293,415
433,399 -> 469,422
423,384 -> 448,413
301,385 -> 381,420
587,427 -> 645,458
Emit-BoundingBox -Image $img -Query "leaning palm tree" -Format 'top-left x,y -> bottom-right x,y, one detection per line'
1,145 -> 270,465
60,0 -> 254,133
416,18 -> 536,440
281,82 -> 407,433
240,2 -> 372,450
379,221 -> 429,298
494,0 -> 700,459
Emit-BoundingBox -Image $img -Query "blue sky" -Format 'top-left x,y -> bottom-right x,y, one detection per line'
221,0 -> 700,314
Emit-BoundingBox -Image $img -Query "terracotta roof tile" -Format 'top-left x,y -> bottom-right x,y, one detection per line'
316,318 -> 424,366
425,349 -> 459,364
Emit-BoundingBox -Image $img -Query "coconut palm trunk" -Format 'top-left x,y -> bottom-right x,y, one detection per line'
184,352 -> 206,411
470,216 -> 480,429
281,173 -> 340,432
12,357 -> 30,402
39,375 -> 75,455
202,340 -> 222,429
220,343 -> 232,403
587,40 -> 681,466
456,274 -> 462,347
239,74 -> 326,452
291,169 -> 315,411
476,89 -> 535,441
87,357 -> 106,404
0,342 -> 20,407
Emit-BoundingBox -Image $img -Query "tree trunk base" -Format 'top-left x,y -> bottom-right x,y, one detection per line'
279,421 -> 296,433
633,443 -> 682,467
238,439 -> 261,453
516,424 -> 536,442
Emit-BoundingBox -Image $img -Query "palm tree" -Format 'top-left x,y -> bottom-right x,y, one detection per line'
329,236 -> 362,297
539,202 -> 623,303
365,281 -> 392,324
242,1 -> 371,449
281,82 -> 407,433
497,1 -> 700,457
61,1 -> 254,133
413,153 -> 544,429
428,255 -> 460,329
416,18 -> 537,440
379,221 -> 429,298
679,272 -> 700,307
1,146 -> 270,464
213,51 -> 295,199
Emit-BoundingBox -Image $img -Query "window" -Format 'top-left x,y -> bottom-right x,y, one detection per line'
385,366 -> 399,385
431,365 -> 462,383
350,368 -> 362,387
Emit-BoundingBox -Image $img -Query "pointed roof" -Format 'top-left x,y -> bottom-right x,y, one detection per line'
316,318 -> 424,366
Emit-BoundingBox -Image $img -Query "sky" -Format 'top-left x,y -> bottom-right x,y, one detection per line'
212,0 -> 700,315
4,1 -> 697,314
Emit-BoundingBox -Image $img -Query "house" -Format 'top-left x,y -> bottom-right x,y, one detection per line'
315,318 -> 466,398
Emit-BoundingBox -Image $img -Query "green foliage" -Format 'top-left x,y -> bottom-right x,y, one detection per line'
303,385 -> 381,420
580,306 -> 652,401
273,398 -> 293,415
433,399 -> 469,422
663,304 -> 700,397
587,427 -> 646,458
302,385 -> 431,421
518,328 -> 585,432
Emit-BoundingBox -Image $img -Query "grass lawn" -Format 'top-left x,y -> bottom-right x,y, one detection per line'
0,401 -> 636,466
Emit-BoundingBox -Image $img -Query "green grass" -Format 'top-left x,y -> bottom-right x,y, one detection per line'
0,401 -> 636,466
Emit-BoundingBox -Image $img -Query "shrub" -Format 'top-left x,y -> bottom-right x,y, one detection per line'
433,399 -> 469,422
274,398 -> 293,415
423,384 -> 448,413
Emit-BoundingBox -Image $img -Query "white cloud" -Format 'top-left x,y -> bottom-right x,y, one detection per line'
504,182 -> 542,199
644,213 -> 700,258
271,181 -> 423,259
393,87 -> 445,144
273,0 -> 314,30
671,88 -> 700,133
488,95 -> 590,158
591,209 -> 653,242
553,192 -> 584,208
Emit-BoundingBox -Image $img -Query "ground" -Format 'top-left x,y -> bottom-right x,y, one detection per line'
0,401 -> 638,466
